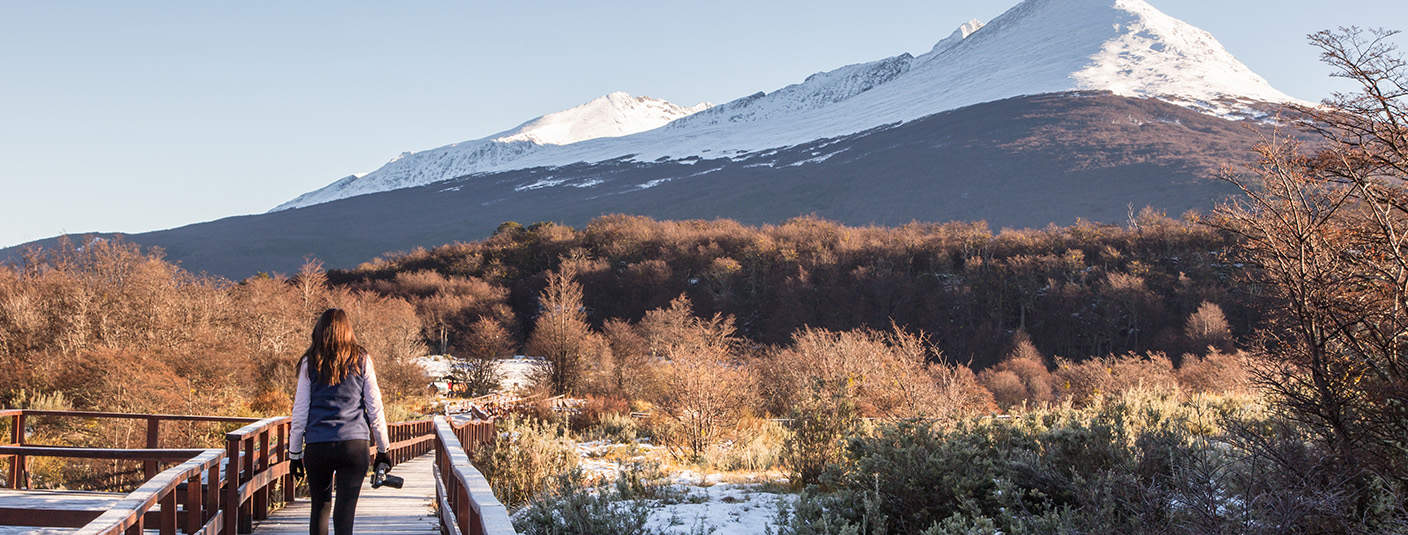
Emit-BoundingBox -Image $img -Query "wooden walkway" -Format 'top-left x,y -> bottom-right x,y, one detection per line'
250,453 -> 440,535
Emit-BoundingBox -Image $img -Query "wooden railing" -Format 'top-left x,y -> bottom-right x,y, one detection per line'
2,409 -> 260,490
386,419 -> 436,464
432,416 -> 513,535
2,408 -> 445,534
223,417 -> 292,534
77,449 -> 226,535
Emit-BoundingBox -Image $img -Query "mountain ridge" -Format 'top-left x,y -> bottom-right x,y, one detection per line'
274,0 -> 1298,211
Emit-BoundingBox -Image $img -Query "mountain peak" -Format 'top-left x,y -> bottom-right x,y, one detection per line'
931,18 -> 985,55
494,92 -> 710,146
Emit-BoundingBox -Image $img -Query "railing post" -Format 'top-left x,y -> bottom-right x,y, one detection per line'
144,416 -> 160,480
206,461 -> 220,527
254,429 -> 269,521
9,412 -> 24,489
159,489 -> 177,535
279,422 -> 294,503
185,469 -> 202,534
458,481 -> 473,535
239,436 -> 253,533
224,436 -> 240,535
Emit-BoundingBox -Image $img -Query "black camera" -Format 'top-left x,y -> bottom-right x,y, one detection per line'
370,463 -> 403,489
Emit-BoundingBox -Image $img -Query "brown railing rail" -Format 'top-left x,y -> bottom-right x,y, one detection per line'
2,409 -> 259,489
433,416 -> 513,535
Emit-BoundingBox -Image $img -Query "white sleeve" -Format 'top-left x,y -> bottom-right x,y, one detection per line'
290,360 -> 311,459
362,356 -> 391,453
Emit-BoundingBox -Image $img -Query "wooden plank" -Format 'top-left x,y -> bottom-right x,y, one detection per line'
250,454 -> 441,535
0,506 -> 102,527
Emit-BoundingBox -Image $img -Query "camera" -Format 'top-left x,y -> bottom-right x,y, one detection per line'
370,463 -> 403,489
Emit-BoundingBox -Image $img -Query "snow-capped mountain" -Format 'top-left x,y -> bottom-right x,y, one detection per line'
273,92 -> 710,210
275,0 -> 1298,212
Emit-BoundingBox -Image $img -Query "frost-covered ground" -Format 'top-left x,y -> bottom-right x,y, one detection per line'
414,354 -> 547,394
643,481 -> 793,534
573,440 -> 795,534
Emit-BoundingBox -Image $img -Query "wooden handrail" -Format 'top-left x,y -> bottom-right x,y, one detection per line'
4,408 -> 263,487
0,446 -> 208,462
73,449 -> 225,535
19,410 -> 260,424
225,417 -> 291,440
432,416 -> 514,535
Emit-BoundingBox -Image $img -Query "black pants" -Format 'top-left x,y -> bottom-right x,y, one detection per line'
304,439 -> 369,535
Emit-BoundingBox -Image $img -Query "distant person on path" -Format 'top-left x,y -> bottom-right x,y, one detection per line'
288,308 -> 393,535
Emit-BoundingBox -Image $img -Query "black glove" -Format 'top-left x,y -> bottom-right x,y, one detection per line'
290,458 -> 305,480
373,452 -> 392,474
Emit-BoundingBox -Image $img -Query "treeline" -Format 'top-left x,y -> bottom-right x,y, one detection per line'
0,240 -> 429,453
334,210 -> 1254,369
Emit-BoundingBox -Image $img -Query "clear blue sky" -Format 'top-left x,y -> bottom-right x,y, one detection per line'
2,0 -> 1404,248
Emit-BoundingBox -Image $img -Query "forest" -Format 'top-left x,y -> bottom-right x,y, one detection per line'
333,208 -> 1247,370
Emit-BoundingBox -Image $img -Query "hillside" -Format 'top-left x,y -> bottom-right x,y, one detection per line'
4,93 -> 1280,278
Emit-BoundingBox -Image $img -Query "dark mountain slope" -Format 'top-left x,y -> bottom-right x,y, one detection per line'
4,92 -> 1275,278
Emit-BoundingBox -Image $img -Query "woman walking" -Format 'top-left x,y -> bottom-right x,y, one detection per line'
289,308 -> 393,535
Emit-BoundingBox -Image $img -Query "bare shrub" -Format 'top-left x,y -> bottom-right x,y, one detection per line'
1177,349 -> 1252,395
978,369 -> 1028,409
474,417 -> 579,508
638,295 -> 756,462
978,335 -> 1055,409
1054,352 -> 1179,405
762,327 -> 954,419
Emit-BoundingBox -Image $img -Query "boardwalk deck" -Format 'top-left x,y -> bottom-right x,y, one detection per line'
251,453 -> 440,535
0,489 -> 122,535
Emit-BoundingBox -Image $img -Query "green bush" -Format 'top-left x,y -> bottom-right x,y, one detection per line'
769,391 -> 1406,535
474,416 -> 579,507
782,386 -> 858,487
513,470 -> 655,535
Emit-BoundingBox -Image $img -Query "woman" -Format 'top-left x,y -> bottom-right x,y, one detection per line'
289,308 -> 392,535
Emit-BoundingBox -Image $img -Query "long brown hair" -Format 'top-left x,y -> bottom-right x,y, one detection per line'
299,308 -> 366,386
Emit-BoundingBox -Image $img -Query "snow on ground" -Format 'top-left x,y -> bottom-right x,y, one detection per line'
414,354 -> 546,394
644,482 -> 793,534
495,356 -> 546,393
574,440 -> 794,534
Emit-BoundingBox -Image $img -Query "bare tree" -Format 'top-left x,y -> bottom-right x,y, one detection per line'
452,317 -> 511,396
1184,301 -> 1233,353
640,295 -> 755,461
1213,27 -> 1408,485
293,257 -> 327,318
526,262 -> 594,395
